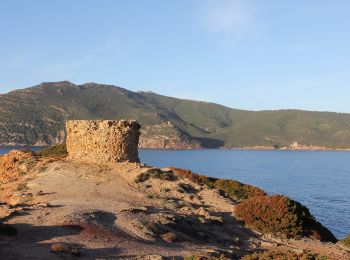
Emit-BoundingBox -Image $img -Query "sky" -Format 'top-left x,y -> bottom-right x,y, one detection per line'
0,0 -> 350,112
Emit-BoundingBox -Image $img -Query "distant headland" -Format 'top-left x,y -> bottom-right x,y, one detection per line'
2,81 -> 350,150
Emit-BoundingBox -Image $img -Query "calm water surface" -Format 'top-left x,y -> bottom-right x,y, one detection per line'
139,149 -> 350,239
1,147 -> 349,239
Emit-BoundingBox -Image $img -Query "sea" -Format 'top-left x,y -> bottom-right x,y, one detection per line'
1,147 -> 349,239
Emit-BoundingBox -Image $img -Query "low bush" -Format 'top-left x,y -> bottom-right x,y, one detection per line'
213,179 -> 266,201
16,182 -> 28,191
171,168 -> 215,186
241,250 -> 328,260
134,168 -> 177,183
235,195 -> 337,242
170,167 -> 266,201
37,144 -> 68,157
50,242 -> 81,256
340,235 -> 350,248
185,252 -> 232,260
177,182 -> 196,193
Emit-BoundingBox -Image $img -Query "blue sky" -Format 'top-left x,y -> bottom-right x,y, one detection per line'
1,0 -> 350,112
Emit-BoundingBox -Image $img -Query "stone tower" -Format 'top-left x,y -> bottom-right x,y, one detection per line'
66,120 -> 140,164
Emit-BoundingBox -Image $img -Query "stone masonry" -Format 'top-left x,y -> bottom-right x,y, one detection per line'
66,120 -> 140,164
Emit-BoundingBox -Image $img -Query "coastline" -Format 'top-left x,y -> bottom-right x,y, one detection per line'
2,144 -> 350,152
226,146 -> 350,152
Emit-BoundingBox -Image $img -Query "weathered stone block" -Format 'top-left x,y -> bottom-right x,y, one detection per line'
66,120 -> 140,164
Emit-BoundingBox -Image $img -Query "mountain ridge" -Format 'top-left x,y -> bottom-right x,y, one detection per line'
1,81 -> 350,149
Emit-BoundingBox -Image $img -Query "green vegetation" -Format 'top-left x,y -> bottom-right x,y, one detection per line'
171,167 -> 337,243
241,250 -> 328,260
134,168 -> 177,183
170,167 -> 266,201
184,249 -> 237,260
37,144 -> 68,157
16,182 -> 28,191
235,195 -> 337,242
2,81 -> 350,148
213,178 -> 267,201
340,235 -> 350,248
177,182 -> 196,193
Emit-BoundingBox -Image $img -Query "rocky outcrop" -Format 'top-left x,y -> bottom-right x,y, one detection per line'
66,120 -> 140,164
139,122 -> 202,149
0,150 -> 37,184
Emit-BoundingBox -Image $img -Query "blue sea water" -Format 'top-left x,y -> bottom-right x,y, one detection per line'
1,147 -> 349,239
139,149 -> 350,239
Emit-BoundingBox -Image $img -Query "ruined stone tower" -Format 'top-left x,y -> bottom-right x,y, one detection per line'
66,120 -> 140,164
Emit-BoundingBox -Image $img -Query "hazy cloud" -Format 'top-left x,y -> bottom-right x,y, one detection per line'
198,0 -> 257,38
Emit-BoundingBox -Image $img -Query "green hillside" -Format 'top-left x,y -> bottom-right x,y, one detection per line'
1,81 -> 350,149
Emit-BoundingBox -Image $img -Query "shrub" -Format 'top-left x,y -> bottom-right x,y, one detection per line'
177,182 -> 196,193
241,250 -> 328,260
37,144 -> 68,157
185,253 -> 232,260
340,235 -> 350,248
134,172 -> 150,183
134,168 -> 177,183
50,242 -> 81,256
21,149 -> 36,156
170,168 -> 215,186
170,167 -> 266,201
212,179 -> 266,201
235,195 -> 337,242
16,182 -> 28,191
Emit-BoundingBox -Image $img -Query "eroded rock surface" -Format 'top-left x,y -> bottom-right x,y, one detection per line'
66,120 -> 140,164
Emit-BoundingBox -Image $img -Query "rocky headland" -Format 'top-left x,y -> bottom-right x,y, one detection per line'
0,120 -> 349,259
